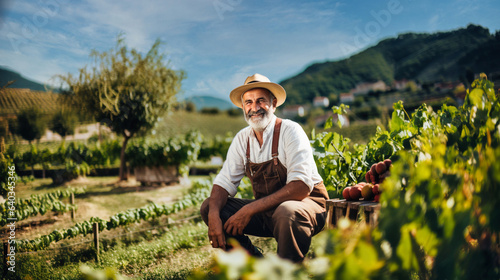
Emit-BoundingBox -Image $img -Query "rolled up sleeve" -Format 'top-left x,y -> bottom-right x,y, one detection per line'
213,133 -> 247,197
283,122 -> 316,192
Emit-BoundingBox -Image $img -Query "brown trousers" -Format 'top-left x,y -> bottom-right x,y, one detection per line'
213,195 -> 326,262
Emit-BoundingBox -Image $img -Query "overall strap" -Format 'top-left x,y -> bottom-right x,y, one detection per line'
272,118 -> 282,165
246,138 -> 250,161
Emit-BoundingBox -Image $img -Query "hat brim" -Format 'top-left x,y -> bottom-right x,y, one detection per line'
229,82 -> 286,108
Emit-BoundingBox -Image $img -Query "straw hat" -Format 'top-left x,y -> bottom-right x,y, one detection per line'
229,73 -> 286,108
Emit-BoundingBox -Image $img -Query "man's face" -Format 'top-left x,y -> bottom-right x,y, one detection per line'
242,88 -> 277,132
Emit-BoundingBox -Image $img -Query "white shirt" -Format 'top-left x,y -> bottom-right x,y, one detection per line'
213,115 -> 323,197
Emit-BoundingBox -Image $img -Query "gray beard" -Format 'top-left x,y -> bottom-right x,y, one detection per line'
244,108 -> 274,132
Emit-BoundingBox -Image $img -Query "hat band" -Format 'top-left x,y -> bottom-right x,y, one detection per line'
246,80 -> 260,84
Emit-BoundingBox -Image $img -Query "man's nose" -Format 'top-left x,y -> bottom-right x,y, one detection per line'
250,101 -> 260,112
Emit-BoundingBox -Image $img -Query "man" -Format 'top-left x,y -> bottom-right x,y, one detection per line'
200,73 -> 329,263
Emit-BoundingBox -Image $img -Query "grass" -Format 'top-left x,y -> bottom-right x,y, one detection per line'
13,220 -> 279,280
12,176 -> 191,241
143,110 -> 248,140
6,176 -> 281,280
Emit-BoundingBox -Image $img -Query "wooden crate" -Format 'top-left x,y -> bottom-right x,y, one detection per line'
325,199 -> 381,228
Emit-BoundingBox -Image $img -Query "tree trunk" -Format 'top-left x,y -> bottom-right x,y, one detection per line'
118,136 -> 130,181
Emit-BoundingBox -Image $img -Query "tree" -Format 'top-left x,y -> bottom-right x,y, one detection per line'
58,37 -> 185,181
185,101 -> 196,112
50,107 -> 78,140
16,106 -> 47,144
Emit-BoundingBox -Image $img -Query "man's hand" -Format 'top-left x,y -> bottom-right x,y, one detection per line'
224,206 -> 253,236
208,214 -> 226,250
206,185 -> 230,249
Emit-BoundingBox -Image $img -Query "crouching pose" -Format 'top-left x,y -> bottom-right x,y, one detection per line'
200,73 -> 329,263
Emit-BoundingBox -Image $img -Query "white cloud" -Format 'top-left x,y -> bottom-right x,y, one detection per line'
2,0 -> 499,105
0,0 -> 352,97
428,14 -> 440,29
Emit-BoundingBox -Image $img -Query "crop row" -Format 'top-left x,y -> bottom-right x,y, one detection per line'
0,187 -> 87,226
17,180 -> 211,251
0,89 -> 59,115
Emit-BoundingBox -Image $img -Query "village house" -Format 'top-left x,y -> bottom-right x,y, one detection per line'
392,79 -> 409,91
313,96 -> 330,107
281,105 -> 306,118
339,92 -> 354,104
350,80 -> 388,95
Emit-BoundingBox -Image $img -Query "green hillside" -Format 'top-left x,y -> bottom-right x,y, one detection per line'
0,67 -> 47,91
183,95 -> 236,111
280,24 -> 500,105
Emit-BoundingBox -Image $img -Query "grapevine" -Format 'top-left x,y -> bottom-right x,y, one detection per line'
17,180 -> 211,251
197,74 -> 500,279
0,187 -> 87,226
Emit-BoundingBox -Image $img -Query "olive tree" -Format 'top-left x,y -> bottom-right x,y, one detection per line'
16,106 -> 47,144
58,37 -> 185,181
50,107 -> 78,140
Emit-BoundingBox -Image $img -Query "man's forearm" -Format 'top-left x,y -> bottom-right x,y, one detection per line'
208,184 -> 229,217
244,180 -> 310,216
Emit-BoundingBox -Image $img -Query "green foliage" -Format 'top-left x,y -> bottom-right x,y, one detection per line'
14,140 -> 121,169
12,140 -> 121,184
190,247 -> 306,280
127,131 -> 202,171
199,75 -> 500,279
200,107 -> 220,115
58,36 -> 185,138
16,106 -> 47,143
57,35 -> 185,180
0,187 -> 86,226
50,107 -> 79,138
185,101 -> 196,112
199,133 -> 233,161
227,107 -> 241,117
17,177 -> 212,252
0,153 -> 16,196
281,24 -> 495,106
80,265 -> 126,280
21,144 -> 41,172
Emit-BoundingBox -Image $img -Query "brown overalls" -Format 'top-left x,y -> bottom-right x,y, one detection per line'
217,118 -> 329,262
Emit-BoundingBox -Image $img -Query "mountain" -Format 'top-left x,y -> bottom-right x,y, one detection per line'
184,95 -> 236,111
0,66 -> 234,112
0,67 -> 47,91
280,24 -> 500,105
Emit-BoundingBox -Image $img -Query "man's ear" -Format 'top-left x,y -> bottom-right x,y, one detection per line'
272,97 -> 277,108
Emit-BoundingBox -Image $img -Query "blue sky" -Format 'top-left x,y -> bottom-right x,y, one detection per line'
0,0 -> 499,103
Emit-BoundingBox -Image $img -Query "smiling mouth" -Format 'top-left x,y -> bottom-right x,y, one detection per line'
247,109 -> 266,118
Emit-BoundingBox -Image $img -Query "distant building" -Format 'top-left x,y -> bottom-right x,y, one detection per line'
313,96 -> 329,108
350,80 -> 388,95
392,79 -> 409,91
339,92 -> 354,104
282,105 -> 305,118
434,81 -> 464,92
